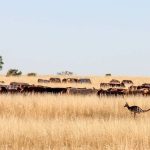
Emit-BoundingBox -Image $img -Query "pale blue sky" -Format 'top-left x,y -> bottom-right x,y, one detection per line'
0,0 -> 150,75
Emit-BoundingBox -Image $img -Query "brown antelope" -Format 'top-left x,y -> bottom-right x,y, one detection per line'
124,102 -> 150,118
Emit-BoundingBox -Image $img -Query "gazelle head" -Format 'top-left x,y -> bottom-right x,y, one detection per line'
124,102 -> 129,107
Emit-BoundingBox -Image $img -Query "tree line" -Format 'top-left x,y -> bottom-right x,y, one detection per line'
0,56 -> 74,76
0,56 -> 36,76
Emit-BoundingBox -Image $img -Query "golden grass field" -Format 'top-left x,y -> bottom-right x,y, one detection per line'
0,75 -> 150,150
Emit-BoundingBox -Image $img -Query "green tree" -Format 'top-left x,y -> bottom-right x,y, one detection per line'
0,56 -> 4,70
6,69 -> 22,76
27,73 -> 37,76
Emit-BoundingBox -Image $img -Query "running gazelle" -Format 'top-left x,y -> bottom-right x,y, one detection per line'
124,102 -> 150,118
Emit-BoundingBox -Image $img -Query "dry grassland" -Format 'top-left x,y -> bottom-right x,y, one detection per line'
0,95 -> 150,150
0,76 -> 150,149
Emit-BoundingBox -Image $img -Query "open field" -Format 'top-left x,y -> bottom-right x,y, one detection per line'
0,94 -> 150,149
0,76 -> 150,149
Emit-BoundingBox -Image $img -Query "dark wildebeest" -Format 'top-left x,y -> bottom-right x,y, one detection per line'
128,86 -> 139,96
140,83 -> 150,89
49,78 -> 61,83
0,85 -> 8,93
10,82 -> 30,89
9,82 -> 30,94
106,88 -> 127,97
62,78 -> 67,83
21,85 -> 67,94
141,88 -> 150,96
121,80 -> 133,85
110,79 -> 120,84
62,78 -> 78,83
100,83 -> 110,88
10,82 -> 29,86
109,79 -> 124,87
100,82 -> 125,88
109,83 -> 125,88
97,88 -> 108,96
67,88 -> 97,95
78,78 -> 91,84
38,79 -> 50,83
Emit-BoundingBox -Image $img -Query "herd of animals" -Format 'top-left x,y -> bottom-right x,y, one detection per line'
0,77 -> 150,96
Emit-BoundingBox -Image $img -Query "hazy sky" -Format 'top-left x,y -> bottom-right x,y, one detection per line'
0,0 -> 150,75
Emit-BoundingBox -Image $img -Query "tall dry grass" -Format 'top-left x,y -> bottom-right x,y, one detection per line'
0,75 -> 150,149
0,94 -> 150,149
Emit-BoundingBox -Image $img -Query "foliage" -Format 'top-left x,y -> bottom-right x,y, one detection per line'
27,73 -> 37,76
0,56 -> 4,70
6,69 -> 22,76
57,71 -> 73,76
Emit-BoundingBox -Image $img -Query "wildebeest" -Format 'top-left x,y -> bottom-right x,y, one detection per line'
109,83 -> 125,88
108,79 -> 125,87
0,85 -> 8,93
100,82 -> 125,88
127,85 -> 150,96
97,88 -> 127,97
136,84 -> 150,91
38,79 -> 50,83
141,88 -> 150,96
78,78 -> 91,84
62,78 -> 67,83
10,82 -> 30,88
129,85 -> 138,91
49,78 -> 61,83
0,81 -> 5,84
62,78 -> 78,83
67,88 -> 97,95
100,83 -> 110,88
128,86 -> 140,96
122,80 -> 133,85
106,88 -> 127,96
21,85 -> 67,94
97,88 -> 108,96
110,79 -> 120,84
141,83 -> 150,89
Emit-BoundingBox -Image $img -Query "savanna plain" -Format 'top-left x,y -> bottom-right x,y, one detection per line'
1,75 -> 150,150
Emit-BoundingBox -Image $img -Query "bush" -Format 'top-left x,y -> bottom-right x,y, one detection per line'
6,69 -> 22,76
27,73 -> 37,76
57,71 -> 73,76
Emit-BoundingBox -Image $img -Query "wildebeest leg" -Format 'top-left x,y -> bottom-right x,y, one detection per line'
134,112 -> 136,118
122,94 -> 125,98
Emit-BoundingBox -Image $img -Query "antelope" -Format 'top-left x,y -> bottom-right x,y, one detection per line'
124,102 -> 150,118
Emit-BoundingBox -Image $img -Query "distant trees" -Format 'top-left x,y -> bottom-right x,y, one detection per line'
57,71 -> 73,76
6,70 -> 37,77
6,69 -> 22,76
0,56 -> 4,70
105,73 -> 111,77
27,73 -> 37,76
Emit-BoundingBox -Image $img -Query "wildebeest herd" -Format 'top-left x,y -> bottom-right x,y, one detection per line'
38,78 -> 92,84
0,77 -> 150,96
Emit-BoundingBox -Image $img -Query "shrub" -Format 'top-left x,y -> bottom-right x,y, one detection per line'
6,69 -> 22,76
57,71 -> 73,76
27,73 -> 37,77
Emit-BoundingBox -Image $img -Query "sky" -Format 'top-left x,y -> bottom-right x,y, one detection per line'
0,0 -> 150,76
